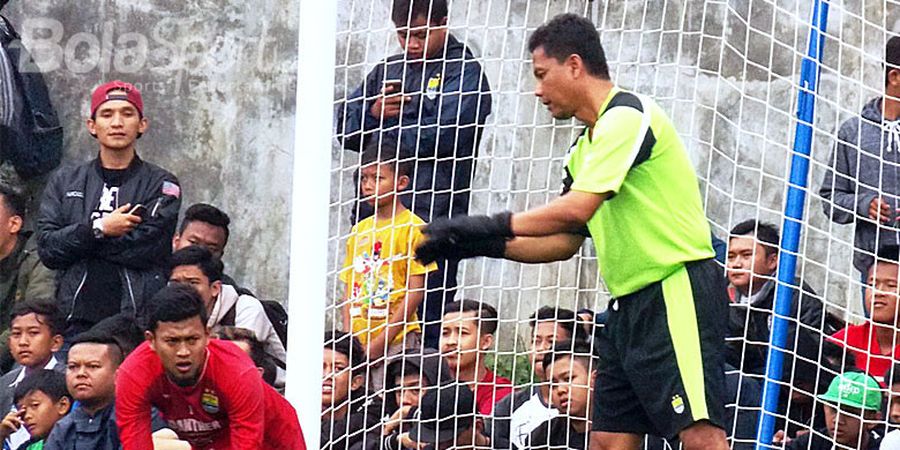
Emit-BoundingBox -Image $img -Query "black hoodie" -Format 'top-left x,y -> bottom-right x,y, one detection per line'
321,391 -> 383,450
379,349 -> 454,450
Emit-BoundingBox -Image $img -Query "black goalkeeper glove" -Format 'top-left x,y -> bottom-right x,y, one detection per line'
415,212 -> 514,264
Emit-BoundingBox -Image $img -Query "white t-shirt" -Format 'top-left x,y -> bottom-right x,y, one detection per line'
883,430 -> 900,449
509,393 -> 559,449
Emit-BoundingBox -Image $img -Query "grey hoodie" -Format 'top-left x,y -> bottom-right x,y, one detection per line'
820,97 -> 900,273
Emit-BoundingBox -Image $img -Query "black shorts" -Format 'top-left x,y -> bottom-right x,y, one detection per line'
592,258 -> 728,440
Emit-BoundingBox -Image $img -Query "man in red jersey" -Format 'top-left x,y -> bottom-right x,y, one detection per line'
115,284 -> 304,450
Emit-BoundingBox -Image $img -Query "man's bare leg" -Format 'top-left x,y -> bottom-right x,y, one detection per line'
590,431 -> 642,450
678,420 -> 728,450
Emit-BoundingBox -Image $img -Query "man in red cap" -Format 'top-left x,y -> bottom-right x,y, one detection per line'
36,80 -> 181,339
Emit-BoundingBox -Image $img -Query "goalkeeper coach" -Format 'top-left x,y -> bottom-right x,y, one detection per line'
416,14 -> 729,450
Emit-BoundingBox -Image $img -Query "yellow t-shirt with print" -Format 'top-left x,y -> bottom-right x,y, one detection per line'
340,208 -> 437,345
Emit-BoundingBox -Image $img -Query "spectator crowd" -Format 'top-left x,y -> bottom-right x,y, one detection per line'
6,0 -> 900,448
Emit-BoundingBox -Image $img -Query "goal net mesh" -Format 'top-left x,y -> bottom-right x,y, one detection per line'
321,0 -> 896,448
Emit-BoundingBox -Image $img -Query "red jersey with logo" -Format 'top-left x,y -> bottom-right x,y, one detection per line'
474,368 -> 513,414
116,339 -> 303,450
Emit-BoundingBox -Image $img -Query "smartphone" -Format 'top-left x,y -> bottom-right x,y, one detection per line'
128,204 -> 146,217
383,79 -> 403,94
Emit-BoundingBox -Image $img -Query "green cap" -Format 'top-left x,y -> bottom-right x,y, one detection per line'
817,372 -> 883,412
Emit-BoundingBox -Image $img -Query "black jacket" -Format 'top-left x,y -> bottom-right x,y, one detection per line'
725,279 -> 836,385
785,428 -> 881,450
336,34 -> 492,222
321,394 -> 383,450
36,156 -> 180,324
529,417 -> 587,450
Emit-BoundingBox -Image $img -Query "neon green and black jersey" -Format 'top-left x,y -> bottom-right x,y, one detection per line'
563,87 -> 714,297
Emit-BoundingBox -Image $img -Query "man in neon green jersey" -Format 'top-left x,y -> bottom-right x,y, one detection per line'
416,13 -> 729,450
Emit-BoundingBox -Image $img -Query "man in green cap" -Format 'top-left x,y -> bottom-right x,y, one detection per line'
784,372 -> 883,449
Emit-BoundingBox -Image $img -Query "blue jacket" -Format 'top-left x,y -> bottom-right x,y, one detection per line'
336,34 -> 492,222
43,403 -> 120,450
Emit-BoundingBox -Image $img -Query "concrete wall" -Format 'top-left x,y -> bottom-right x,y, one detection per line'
3,0 -> 298,301
333,0 -> 897,348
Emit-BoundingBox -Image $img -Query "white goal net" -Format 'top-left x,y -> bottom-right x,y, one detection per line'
309,1 -> 900,449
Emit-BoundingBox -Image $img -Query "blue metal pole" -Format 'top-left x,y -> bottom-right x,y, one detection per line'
755,1 -> 829,448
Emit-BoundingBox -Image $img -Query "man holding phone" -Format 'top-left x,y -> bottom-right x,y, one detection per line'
336,0 -> 492,348
37,81 -> 181,340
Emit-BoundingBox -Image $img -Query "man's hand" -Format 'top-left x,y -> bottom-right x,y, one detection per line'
152,428 -> 192,450
0,410 -> 22,440
370,84 -> 410,120
416,212 -> 513,264
868,197 -> 896,224
399,432 -> 427,450
772,430 -> 791,446
100,204 -> 142,238
383,405 -> 412,435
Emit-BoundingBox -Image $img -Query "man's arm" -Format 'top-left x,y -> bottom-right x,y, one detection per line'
233,297 -> 286,364
223,368 -> 266,448
116,371 -> 155,450
819,129 -> 877,224
99,180 -> 182,269
504,234 -> 586,264
20,254 -> 56,301
510,191 -> 606,237
336,63 -> 387,152
36,170 -> 100,270
366,274 -> 426,360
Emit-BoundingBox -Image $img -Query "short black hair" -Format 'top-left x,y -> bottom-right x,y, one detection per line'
216,327 -> 277,386
81,314 -> 143,357
878,245 -> 900,264
729,219 -> 780,257
180,203 -> 231,243
888,363 -> 900,388
887,36 -> 900,86
170,245 -> 224,283
146,284 -> 209,332
9,300 -> 65,336
528,13 -> 610,79
14,369 -> 71,406
529,307 -> 576,341
870,245 -> 900,274
391,0 -> 448,26
443,300 -> 499,335
542,340 -> 596,374
361,136 -> 414,179
324,330 -> 367,370
0,182 -> 25,219
70,331 -> 125,366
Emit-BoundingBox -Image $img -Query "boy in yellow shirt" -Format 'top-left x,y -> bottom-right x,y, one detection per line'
341,137 -> 436,389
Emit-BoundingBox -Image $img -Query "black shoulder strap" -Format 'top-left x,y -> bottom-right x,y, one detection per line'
220,302 -> 237,327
